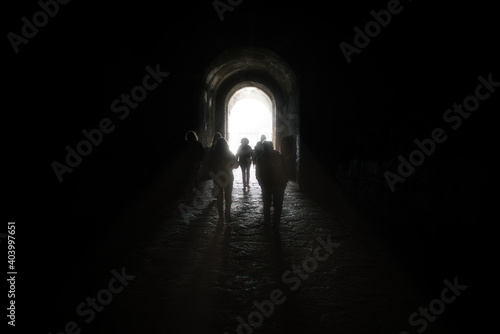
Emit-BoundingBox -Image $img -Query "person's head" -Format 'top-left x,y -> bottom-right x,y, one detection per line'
240,137 -> 249,145
215,137 -> 229,152
185,130 -> 198,142
263,141 -> 274,153
212,132 -> 222,145
260,134 -> 267,142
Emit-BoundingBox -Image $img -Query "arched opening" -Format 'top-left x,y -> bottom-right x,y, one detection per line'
226,86 -> 274,154
201,47 -> 300,183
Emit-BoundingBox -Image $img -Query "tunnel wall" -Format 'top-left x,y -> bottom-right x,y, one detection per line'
33,1 -> 495,287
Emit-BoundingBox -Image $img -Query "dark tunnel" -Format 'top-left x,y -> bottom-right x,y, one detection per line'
4,0 -> 497,333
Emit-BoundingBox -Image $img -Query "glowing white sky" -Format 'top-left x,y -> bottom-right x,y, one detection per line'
228,97 -> 272,154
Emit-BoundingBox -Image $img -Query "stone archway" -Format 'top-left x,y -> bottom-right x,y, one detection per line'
226,85 -> 275,154
201,47 -> 300,182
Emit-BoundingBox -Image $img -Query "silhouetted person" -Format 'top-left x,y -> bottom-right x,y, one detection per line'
210,132 -> 222,153
209,138 -> 238,221
256,141 -> 288,226
209,132 -> 223,196
253,134 -> 266,165
183,130 -> 204,197
236,137 -> 253,189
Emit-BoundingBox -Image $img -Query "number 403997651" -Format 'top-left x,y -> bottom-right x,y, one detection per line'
7,222 -> 15,267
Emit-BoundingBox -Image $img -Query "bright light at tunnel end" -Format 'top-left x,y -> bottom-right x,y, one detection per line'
228,87 -> 273,153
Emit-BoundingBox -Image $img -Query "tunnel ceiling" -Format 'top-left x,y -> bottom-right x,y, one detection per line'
204,47 -> 297,99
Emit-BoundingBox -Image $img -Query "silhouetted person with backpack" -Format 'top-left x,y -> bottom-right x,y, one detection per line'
256,141 -> 288,226
253,134 -> 266,166
236,137 -> 253,189
209,138 -> 239,221
183,130 -> 204,197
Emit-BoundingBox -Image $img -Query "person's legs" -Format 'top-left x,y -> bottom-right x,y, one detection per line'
184,167 -> 194,199
244,164 -> 250,187
216,187 -> 224,219
262,187 -> 272,224
224,176 -> 234,220
272,187 -> 285,225
241,165 -> 247,188
211,179 -> 218,198
193,166 -> 199,188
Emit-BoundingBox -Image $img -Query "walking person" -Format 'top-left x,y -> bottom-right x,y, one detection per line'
256,141 -> 288,227
253,134 -> 266,166
210,132 -> 222,153
209,138 -> 239,221
183,130 -> 204,198
236,137 -> 253,189
209,132 -> 223,196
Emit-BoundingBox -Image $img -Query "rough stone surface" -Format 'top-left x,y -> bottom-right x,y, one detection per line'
84,169 -> 449,334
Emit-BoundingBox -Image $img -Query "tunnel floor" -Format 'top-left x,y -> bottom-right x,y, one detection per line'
84,167 -> 454,334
